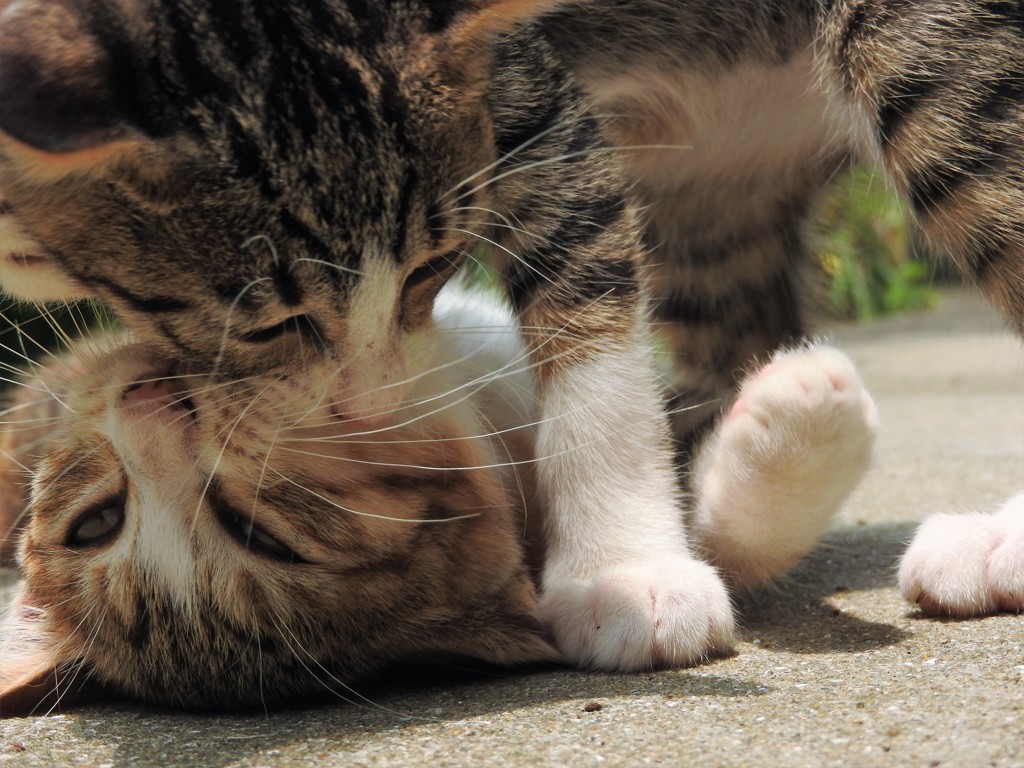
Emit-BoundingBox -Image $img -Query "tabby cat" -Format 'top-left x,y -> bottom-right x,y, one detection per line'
0,280 -> 877,711
0,0 -> 1021,695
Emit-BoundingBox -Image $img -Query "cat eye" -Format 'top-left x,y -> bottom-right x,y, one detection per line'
66,500 -> 125,548
403,252 -> 464,292
238,313 -> 323,345
214,503 -> 303,563
208,483 -> 303,562
234,517 -> 296,559
223,512 -> 301,562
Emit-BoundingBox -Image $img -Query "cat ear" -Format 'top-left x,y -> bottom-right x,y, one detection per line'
429,570 -> 561,667
0,0 -> 148,173
0,585 -> 96,717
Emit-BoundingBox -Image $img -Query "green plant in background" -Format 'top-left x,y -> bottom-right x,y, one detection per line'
815,167 -> 937,322
0,301 -> 110,391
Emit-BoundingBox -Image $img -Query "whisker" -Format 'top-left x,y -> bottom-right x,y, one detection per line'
267,614 -> 436,721
291,256 -> 364,278
452,143 -> 691,203
213,276 -> 273,374
438,112 -> 633,199
241,234 -> 281,267
449,227 -> 554,288
270,470 -> 481,523
188,377 -> 282,539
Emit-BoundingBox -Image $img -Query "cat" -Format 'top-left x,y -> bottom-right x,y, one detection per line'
0,0 -> 1021,675
0,279 -> 878,713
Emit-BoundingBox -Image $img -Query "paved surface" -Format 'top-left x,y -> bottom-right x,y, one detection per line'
1,290 -> 1022,767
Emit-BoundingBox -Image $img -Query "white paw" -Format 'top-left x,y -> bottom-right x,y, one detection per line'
722,345 -> 878,452
541,558 -> 735,671
899,493 -> 1024,616
692,346 -> 877,586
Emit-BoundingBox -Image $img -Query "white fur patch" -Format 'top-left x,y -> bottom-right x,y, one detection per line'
899,493 -> 1024,616
128,482 -> 201,611
0,215 -> 80,300
107,389 -> 202,611
338,255 -> 413,423
691,345 -> 878,587
534,324 -> 734,671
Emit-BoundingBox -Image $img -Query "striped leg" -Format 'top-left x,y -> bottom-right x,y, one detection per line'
826,0 -> 1024,330
484,37 -> 735,670
567,37 -> 853,468
641,183 -> 817,466
502,212 -> 735,671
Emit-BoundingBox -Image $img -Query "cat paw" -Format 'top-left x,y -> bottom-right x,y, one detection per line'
540,559 -> 735,671
692,346 -> 877,587
723,345 -> 878,445
898,493 -> 1024,616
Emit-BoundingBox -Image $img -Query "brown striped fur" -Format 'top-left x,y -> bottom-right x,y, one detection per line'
0,0 -> 1021,704
0,302 -> 556,711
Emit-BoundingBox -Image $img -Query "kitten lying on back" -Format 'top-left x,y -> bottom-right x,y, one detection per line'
0,284 -> 880,713
0,286 -> 556,711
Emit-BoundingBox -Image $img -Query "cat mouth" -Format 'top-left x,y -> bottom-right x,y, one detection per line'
121,366 -> 198,419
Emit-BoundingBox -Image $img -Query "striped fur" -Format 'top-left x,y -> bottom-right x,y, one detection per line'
0,288 -> 878,712
0,290 -> 558,710
0,0 -> 1020,686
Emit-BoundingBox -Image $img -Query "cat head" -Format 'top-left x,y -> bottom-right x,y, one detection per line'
0,337 -> 554,715
0,0 -> 566,416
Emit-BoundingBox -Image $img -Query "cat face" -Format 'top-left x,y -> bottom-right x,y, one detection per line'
0,0 -> 558,417
0,338 -> 553,713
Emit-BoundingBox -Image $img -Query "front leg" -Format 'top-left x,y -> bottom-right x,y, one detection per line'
499,196 -> 733,670
485,33 -> 731,669
531,306 -> 734,670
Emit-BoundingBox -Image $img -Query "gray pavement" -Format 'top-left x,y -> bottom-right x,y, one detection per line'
1,289 -> 1023,767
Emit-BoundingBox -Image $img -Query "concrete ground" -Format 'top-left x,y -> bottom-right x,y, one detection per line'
1,289 -> 1022,767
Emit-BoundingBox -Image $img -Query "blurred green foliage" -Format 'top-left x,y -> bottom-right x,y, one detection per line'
0,302 -> 109,390
815,168 -> 938,321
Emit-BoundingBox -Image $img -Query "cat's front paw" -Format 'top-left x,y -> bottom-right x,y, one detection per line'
692,345 -> 877,587
541,559 -> 734,671
722,345 -> 878,451
899,493 -> 1024,616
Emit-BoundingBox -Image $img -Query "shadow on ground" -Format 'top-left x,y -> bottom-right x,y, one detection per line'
734,520 -> 917,655
1,520 -> 924,767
